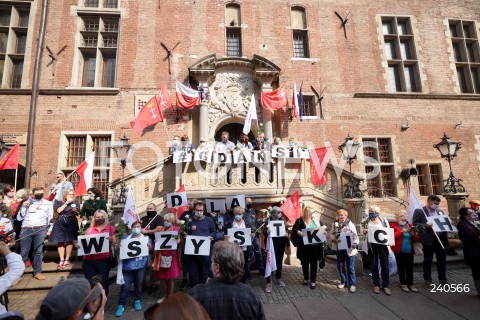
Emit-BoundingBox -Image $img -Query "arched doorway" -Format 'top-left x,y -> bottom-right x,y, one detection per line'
214,123 -> 256,144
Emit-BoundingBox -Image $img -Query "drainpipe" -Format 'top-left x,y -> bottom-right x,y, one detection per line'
25,0 -> 48,188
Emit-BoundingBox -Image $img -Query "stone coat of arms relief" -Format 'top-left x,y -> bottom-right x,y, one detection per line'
206,72 -> 260,129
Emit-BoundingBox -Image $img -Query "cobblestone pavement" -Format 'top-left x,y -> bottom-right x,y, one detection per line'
7,258 -> 479,320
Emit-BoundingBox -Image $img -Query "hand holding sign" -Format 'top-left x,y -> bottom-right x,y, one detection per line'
155,231 -> 178,250
227,228 -> 252,246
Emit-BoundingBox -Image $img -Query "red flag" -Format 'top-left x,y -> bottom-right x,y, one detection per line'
261,83 -> 288,110
176,80 -> 200,109
0,143 -> 19,170
75,153 -> 95,196
280,191 -> 301,222
130,95 -> 164,136
168,185 -> 189,217
310,146 -> 332,185
158,82 -> 172,111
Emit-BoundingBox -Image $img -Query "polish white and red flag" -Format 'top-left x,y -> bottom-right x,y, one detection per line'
175,80 -> 201,109
74,152 -> 95,196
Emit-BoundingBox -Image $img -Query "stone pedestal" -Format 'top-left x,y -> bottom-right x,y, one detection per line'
443,193 -> 469,223
344,198 -> 365,226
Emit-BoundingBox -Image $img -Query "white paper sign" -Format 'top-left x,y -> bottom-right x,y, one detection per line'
167,191 -> 187,208
194,149 -> 212,162
205,199 -> 226,213
120,236 -> 149,260
184,236 -> 211,256
173,151 -> 192,163
225,195 -> 245,210
268,220 -> 286,237
154,231 -> 178,250
292,148 -> 310,159
368,226 -> 395,246
427,216 -> 458,233
302,227 -> 327,245
252,151 -> 271,164
233,150 -> 251,164
338,232 -> 353,250
213,152 -> 232,164
272,146 -> 289,158
227,228 -> 252,246
77,234 -> 110,256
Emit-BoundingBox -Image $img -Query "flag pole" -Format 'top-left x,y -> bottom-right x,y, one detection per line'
14,168 -> 18,191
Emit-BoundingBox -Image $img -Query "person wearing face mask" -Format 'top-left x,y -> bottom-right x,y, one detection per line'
186,201 -> 216,288
140,203 -> 165,243
457,207 -> 480,294
80,188 -> 107,225
115,221 -> 153,316
48,172 -> 74,203
412,195 -> 449,286
390,210 -> 419,293
77,209 -> 116,296
244,198 -> 265,275
363,206 -> 391,295
51,189 -> 80,270
227,207 -> 254,283
264,206 -> 288,293
153,213 -> 182,304
18,187 -> 53,280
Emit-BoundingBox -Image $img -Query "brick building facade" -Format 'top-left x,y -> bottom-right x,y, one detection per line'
1,0 -> 480,217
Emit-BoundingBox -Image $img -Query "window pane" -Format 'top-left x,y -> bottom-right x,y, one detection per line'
452,42 -> 462,62
225,3 -> 241,26
416,165 -> 429,196
293,30 -> 308,58
18,10 -> 29,27
471,67 -> 480,93
82,54 -> 96,87
382,20 -> 393,35
381,166 -> 394,195
449,23 -> 460,38
397,21 -> 409,35
0,32 -> 7,53
388,65 -> 401,92
10,60 -> 23,88
103,0 -> 118,8
0,8 -> 10,26
291,7 -> 306,29
384,40 -> 396,59
15,32 -> 27,54
93,136 -> 111,166
361,139 -> 377,161
377,138 -> 392,162
302,96 -> 315,116
226,27 -> 241,57
463,23 -> 472,38
456,66 -> 469,93
103,19 -> 118,32
429,165 -> 442,195
365,166 -> 380,198
84,0 -> 99,7
102,55 -> 116,87
404,65 -> 417,92
0,57 -> 4,83
466,41 -> 478,63
400,40 -> 412,60
84,18 -> 99,32
66,137 -> 86,167
93,170 -> 109,200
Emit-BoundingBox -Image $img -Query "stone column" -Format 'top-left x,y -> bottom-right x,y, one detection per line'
260,82 -> 273,140
443,193 -> 469,223
344,198 -> 365,226
198,80 -> 209,142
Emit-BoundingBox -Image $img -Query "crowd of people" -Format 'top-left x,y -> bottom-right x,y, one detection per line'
0,171 -> 479,319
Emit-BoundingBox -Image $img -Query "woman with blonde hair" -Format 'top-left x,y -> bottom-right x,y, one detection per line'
51,189 -> 80,269
292,206 -> 324,289
330,209 -> 359,293
154,212 -> 181,303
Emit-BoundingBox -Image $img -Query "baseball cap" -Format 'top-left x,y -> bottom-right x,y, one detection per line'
39,278 -> 102,320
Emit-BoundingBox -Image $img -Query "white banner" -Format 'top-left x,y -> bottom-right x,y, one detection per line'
427,216 -> 458,232
77,234 -> 110,256
166,191 -> 187,208
268,220 -> 286,237
119,236 -> 149,260
368,226 -> 395,246
194,149 -> 212,162
252,151 -> 271,164
173,151 -> 192,163
302,226 -> 326,245
205,199 -> 226,213
227,228 -> 252,246
233,150 -> 251,164
271,146 -> 289,158
154,231 -> 178,250
292,148 -> 310,159
225,195 -> 245,210
184,236 -> 211,256
213,152 -> 232,164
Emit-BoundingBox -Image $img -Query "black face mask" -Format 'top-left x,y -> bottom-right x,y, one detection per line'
95,218 -> 105,225
147,211 -> 156,218
246,203 -> 252,209
34,194 -> 43,200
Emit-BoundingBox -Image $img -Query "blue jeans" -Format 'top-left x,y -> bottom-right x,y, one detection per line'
83,258 -> 112,296
20,227 -> 47,275
252,236 -> 264,271
119,267 -> 147,306
337,250 -> 356,286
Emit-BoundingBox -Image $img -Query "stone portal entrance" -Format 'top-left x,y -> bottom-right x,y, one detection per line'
214,122 -> 255,144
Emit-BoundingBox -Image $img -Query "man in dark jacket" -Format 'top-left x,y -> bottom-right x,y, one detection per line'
189,241 -> 265,320
412,195 -> 448,286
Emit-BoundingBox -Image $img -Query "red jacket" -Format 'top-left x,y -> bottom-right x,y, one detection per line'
390,221 -> 419,254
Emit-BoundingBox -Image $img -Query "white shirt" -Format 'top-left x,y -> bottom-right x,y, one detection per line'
19,199 -> 53,228
0,252 -> 25,315
215,140 -> 235,153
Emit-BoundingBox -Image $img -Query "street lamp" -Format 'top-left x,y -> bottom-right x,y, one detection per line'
338,134 -> 363,198
110,134 -> 131,204
433,133 -> 465,193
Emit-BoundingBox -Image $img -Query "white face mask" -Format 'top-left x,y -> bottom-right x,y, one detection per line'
398,220 -> 407,226
430,204 -> 439,210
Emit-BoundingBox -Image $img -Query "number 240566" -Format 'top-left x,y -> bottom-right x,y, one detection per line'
429,284 -> 470,293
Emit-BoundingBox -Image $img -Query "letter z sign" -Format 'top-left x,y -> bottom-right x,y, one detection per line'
154,231 -> 178,250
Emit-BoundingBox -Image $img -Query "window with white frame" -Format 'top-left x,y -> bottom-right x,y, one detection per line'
361,137 -> 396,198
382,16 -> 421,92
82,0 -> 118,8
0,2 -> 30,88
76,15 -> 119,87
416,164 -> 443,196
291,7 -> 309,58
60,134 -> 112,199
449,20 -> 480,93
225,3 -> 242,57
